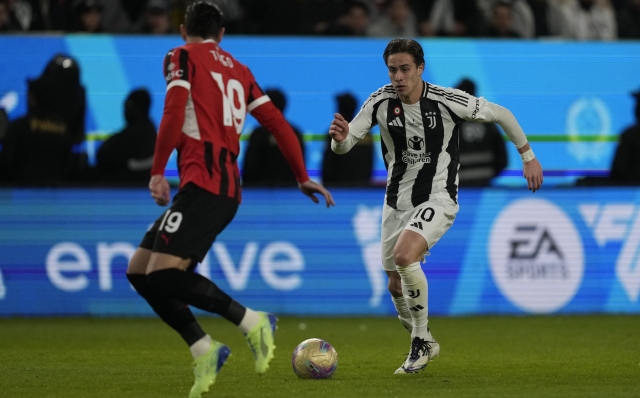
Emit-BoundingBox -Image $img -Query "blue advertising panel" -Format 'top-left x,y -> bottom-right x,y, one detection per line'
1,187 -> 640,316
1,36 -> 639,185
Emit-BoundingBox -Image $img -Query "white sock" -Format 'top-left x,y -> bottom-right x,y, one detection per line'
189,335 -> 212,359
391,295 -> 412,331
396,262 -> 430,340
238,307 -> 261,333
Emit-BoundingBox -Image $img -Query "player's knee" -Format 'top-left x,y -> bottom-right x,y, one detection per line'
393,251 -> 414,268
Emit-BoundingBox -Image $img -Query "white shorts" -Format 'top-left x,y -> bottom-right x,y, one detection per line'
381,199 -> 457,272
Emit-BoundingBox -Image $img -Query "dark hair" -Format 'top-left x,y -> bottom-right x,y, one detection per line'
383,38 -> 425,67
184,1 -> 224,39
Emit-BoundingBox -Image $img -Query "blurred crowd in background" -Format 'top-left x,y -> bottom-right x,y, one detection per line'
0,1 -> 639,188
1,52 -> 639,188
0,0 -> 639,40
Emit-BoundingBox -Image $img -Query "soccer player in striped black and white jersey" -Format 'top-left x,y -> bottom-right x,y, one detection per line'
329,38 -> 543,374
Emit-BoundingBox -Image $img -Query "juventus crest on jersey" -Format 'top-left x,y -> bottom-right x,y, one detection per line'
348,81 -> 489,211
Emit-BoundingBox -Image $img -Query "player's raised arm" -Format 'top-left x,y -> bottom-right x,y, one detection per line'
250,98 -> 335,207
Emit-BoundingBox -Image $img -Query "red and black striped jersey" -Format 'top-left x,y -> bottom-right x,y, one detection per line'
152,39 -> 308,202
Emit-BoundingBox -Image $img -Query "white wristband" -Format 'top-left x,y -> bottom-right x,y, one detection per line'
520,148 -> 535,163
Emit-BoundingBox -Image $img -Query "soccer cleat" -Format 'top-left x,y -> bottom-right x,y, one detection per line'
189,341 -> 231,398
394,337 -> 440,374
245,312 -> 277,374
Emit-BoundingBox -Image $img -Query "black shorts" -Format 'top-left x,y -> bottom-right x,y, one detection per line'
140,183 -> 239,265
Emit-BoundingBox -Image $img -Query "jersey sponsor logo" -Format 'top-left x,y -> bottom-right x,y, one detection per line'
403,136 -> 430,165
165,69 -> 184,82
489,199 -> 584,313
425,111 -> 437,129
388,116 -> 403,127
210,50 -> 234,68
408,118 -> 422,127
472,98 -> 480,119
401,150 -> 431,165
407,136 -> 424,151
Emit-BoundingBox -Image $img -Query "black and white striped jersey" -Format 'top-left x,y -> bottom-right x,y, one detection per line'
339,81 -> 498,210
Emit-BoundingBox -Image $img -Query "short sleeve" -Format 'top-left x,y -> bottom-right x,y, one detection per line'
163,48 -> 192,91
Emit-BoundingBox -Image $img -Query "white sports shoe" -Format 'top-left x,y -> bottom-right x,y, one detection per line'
394,337 -> 440,374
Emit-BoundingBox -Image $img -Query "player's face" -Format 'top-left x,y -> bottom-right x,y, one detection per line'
387,53 -> 424,103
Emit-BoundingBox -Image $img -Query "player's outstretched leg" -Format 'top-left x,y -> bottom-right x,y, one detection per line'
146,268 -> 278,374
245,312 -> 278,374
189,338 -> 231,398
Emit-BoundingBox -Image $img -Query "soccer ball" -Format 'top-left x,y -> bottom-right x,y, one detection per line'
291,338 -> 338,379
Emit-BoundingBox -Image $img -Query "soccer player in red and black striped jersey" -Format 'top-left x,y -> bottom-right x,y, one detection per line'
125,3 -> 334,397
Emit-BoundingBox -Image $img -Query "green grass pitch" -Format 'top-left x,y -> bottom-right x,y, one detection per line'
1,315 -> 639,398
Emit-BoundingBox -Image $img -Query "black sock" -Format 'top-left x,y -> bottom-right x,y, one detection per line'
127,273 -> 205,346
146,268 -> 247,325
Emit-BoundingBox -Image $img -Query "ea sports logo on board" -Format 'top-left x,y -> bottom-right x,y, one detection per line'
407,136 -> 424,151
488,199 -> 584,313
